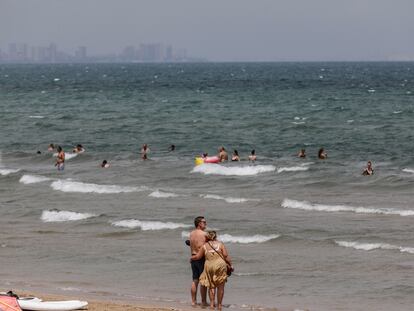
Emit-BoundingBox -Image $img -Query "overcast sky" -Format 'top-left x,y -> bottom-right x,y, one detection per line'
1,0 -> 414,61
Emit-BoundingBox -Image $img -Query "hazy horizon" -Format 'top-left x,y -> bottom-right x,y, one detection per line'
2,0 -> 414,61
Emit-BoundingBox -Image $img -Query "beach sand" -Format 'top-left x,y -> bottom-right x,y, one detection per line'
15,291 -> 185,311
9,290 -> 298,311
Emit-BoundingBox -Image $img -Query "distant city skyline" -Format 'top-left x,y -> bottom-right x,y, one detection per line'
1,0 -> 414,61
0,42 -> 203,63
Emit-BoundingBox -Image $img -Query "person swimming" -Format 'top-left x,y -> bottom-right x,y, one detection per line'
248,150 -> 257,162
55,146 -> 65,171
168,144 -> 176,152
362,161 -> 374,176
101,160 -> 110,168
47,144 -> 55,152
231,150 -> 240,161
298,149 -> 306,158
73,144 -> 85,153
318,148 -> 327,159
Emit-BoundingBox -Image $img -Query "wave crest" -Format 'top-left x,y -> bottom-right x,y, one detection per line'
181,231 -> 279,244
192,164 -> 275,176
112,219 -> 191,230
50,180 -> 146,194
53,152 -> 78,160
0,168 -> 20,176
200,194 -> 251,203
41,210 -> 96,222
335,240 -> 414,254
402,168 -> 414,174
281,198 -> 414,217
277,166 -> 309,173
20,174 -> 52,184
149,190 -> 179,198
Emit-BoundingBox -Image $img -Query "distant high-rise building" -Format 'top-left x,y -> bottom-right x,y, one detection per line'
165,45 -> 173,62
75,46 -> 87,61
48,43 -> 57,62
122,45 -> 135,61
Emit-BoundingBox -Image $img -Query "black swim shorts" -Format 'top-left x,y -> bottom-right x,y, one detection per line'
191,258 -> 205,280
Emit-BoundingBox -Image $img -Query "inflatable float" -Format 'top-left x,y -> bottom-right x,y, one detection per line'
195,156 -> 220,165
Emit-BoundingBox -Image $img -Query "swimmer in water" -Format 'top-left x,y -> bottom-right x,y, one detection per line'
73,144 -> 85,153
168,144 -> 176,152
248,150 -> 257,162
218,147 -> 228,162
298,149 -> 306,158
55,146 -> 65,171
318,148 -> 327,159
231,150 -> 240,161
48,144 -> 55,152
101,160 -> 110,168
141,144 -> 149,160
362,161 -> 374,176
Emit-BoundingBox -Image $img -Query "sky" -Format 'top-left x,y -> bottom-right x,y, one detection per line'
1,0 -> 414,61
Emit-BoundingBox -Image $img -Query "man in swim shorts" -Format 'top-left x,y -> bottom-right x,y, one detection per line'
189,216 -> 207,306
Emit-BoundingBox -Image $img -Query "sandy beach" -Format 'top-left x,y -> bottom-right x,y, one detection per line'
8,290 -> 295,311
14,291 -> 186,311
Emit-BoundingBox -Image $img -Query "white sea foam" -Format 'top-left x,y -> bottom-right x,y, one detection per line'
192,164 -> 276,176
393,110 -> 402,114
335,241 -> 414,254
29,115 -> 45,119
281,198 -> 414,217
149,190 -> 179,198
200,194 -> 250,203
277,166 -> 309,173
53,152 -> 78,160
50,180 -> 145,194
402,168 -> 414,174
41,210 -> 96,222
19,174 -> 51,184
219,234 -> 280,244
0,168 -> 20,176
181,231 -> 279,244
112,219 -> 191,231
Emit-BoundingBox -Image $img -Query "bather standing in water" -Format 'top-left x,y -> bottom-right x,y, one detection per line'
55,146 -> 65,171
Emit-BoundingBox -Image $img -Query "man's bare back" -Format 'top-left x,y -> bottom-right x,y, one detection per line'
190,228 -> 206,255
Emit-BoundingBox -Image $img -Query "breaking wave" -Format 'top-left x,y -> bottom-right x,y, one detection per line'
200,194 -> 251,203
53,152 -> 78,160
41,210 -> 96,222
219,233 -> 280,244
181,231 -> 279,244
277,166 -> 309,173
335,240 -> 414,254
192,164 -> 276,176
112,219 -> 191,230
402,168 -> 414,174
149,190 -> 179,198
20,174 -> 52,184
281,198 -> 414,217
50,180 -> 146,194
0,168 -> 20,176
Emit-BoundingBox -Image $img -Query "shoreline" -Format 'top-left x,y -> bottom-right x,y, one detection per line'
10,290 -> 196,311
3,287 -> 304,311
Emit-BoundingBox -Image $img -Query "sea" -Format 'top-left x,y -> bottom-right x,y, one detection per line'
0,62 -> 413,311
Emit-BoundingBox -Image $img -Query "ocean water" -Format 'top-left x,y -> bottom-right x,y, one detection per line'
0,62 -> 414,311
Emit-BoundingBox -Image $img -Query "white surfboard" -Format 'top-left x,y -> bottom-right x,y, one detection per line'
18,299 -> 88,311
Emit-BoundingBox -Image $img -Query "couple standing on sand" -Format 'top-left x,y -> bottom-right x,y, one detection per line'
189,216 -> 233,310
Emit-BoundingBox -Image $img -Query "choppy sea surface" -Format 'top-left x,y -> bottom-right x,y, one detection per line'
1,62 -> 414,311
